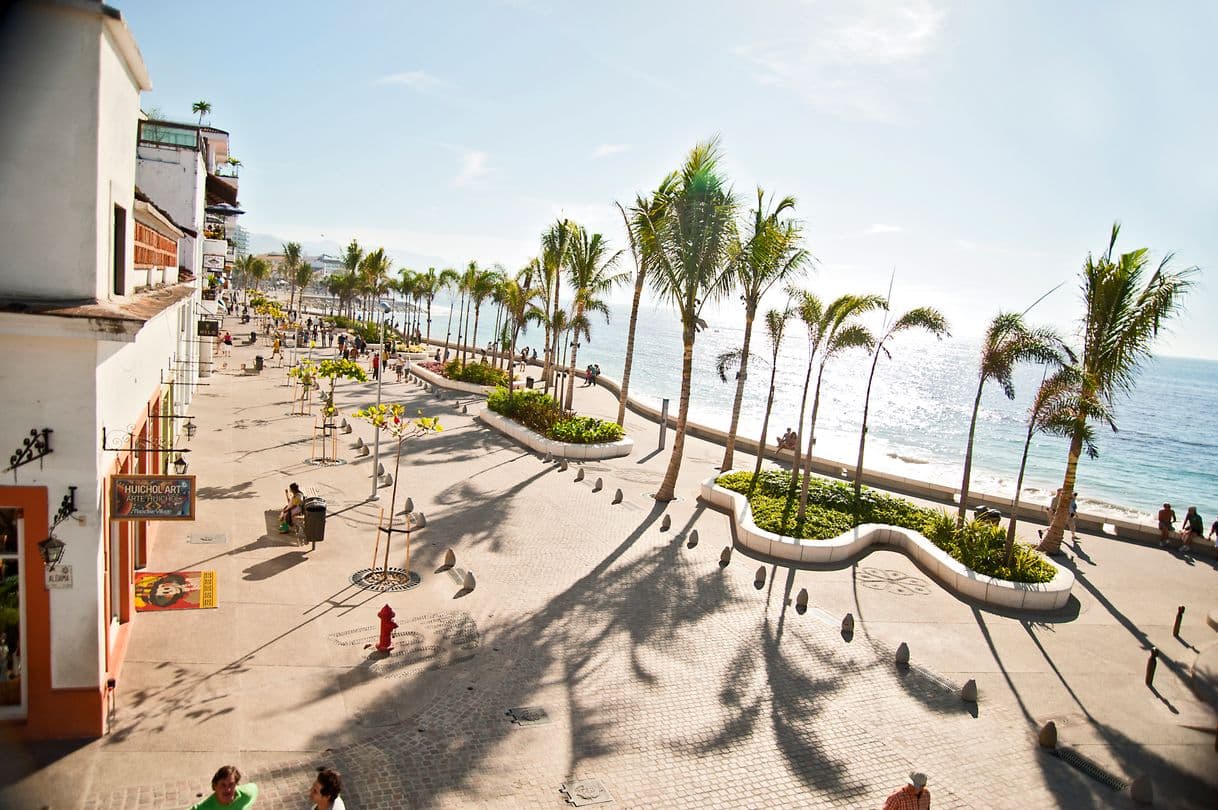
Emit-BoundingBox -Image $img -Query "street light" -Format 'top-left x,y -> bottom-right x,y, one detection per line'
369,300 -> 391,501
173,454 -> 188,475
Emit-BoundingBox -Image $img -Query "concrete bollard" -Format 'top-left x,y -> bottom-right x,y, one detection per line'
575,469 -> 585,482
411,512 -> 426,528
354,437 -> 365,450
461,570 -> 476,592
440,548 -> 456,570
340,418 -> 348,429
1173,605 -> 1185,638
1145,646 -> 1158,686
895,642 -> 910,667
719,547 -> 731,567
612,488 -> 623,504
687,529 -> 699,549
754,566 -> 766,590
841,613 -> 855,635
380,473 -> 392,488
404,497 -> 415,513
1129,775 -> 1153,805
661,514 -> 671,531
342,422 -> 352,434
461,404 -> 468,414
559,459 -> 568,471
795,588 -> 809,615
376,462 -> 385,477
1037,721 -> 1057,749
961,678 -> 978,703
593,477 -> 603,492
452,400 -> 461,410
358,445 -> 370,457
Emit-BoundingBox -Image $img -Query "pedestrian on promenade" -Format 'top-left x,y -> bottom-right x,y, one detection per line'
1179,506 -> 1204,550
1209,517 -> 1218,545
883,771 -> 930,809
190,765 -> 258,809
1158,502 -> 1177,547
371,352 -> 380,380
1068,492 -> 1079,540
308,767 -> 346,810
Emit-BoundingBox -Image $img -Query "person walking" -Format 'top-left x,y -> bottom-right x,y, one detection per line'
1068,492 -> 1079,540
190,765 -> 258,809
371,351 -> 380,380
883,772 -> 930,809
308,767 -> 346,810
1158,502 -> 1177,548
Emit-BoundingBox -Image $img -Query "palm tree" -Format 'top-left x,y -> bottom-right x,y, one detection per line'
293,261 -> 315,318
852,305 -> 950,514
720,188 -> 810,471
639,139 -> 738,502
396,269 -> 418,338
359,248 -> 392,322
1005,366 -> 1103,563
499,273 -> 543,391
340,240 -> 364,318
439,267 -> 460,354
1039,224 -> 1193,554
613,196 -> 657,426
540,220 -> 574,390
456,261 -> 478,364
563,225 -> 627,409
192,100 -> 211,126
749,308 -> 792,493
420,267 -> 455,344
281,242 -> 301,315
326,272 -> 357,317
468,266 -> 500,364
957,312 -> 1066,524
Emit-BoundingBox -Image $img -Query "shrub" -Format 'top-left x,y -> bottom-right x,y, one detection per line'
331,314 -> 400,345
550,416 -> 625,444
714,470 -> 1055,584
487,387 -> 624,444
444,360 -> 509,387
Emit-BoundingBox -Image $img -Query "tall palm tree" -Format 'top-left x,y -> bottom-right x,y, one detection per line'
639,139 -> 739,502
421,267 -> 455,344
1005,366 -> 1103,562
957,312 -> 1066,523
439,267 -> 460,353
720,188 -> 810,471
341,240 -> 364,318
281,242 -> 302,315
456,261 -> 478,364
1039,224 -> 1193,554
749,308 -> 792,493
563,226 -> 627,409
396,269 -> 418,338
359,248 -> 392,321
192,100 -> 211,126
540,220 -> 574,390
613,194 -> 661,426
293,261 -> 315,318
468,266 -> 500,364
326,272 -> 357,317
852,305 -> 950,514
499,273 -> 543,391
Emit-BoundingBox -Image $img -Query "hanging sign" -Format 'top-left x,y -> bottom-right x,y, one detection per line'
111,475 -> 196,520
198,319 -> 220,337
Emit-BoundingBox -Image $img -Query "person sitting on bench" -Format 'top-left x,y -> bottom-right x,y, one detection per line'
279,483 -> 304,533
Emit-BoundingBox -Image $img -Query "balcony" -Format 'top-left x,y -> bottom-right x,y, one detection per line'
138,120 -> 201,151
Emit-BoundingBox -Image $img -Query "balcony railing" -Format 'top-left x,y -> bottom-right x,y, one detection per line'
138,120 -> 201,150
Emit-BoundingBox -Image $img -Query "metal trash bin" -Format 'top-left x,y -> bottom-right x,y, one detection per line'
254,355 -> 264,372
303,497 -> 326,541
526,376 -> 535,389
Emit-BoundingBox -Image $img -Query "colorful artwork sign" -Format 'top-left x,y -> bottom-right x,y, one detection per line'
134,570 -> 216,611
111,475 -> 196,520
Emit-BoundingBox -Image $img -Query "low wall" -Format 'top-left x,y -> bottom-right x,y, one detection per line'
478,409 -> 634,460
700,474 -> 1075,612
407,363 -> 500,396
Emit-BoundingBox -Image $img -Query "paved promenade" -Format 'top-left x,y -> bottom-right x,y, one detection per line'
1,328 -> 1215,809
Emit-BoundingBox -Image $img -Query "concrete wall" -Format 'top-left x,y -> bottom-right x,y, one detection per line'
97,20 -> 142,302
136,146 -> 205,275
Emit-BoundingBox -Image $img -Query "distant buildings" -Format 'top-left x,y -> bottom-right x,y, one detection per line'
0,0 -> 245,738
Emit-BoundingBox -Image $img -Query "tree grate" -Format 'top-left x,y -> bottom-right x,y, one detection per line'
560,778 -> 613,806
349,567 -> 421,592
506,706 -> 550,726
1047,746 -> 1129,791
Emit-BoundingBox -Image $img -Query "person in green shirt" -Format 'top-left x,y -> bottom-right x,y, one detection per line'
191,765 -> 258,809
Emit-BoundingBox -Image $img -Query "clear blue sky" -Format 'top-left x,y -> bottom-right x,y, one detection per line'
122,1 -> 1216,359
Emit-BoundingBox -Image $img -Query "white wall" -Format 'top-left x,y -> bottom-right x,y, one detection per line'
0,5 -> 101,301
136,147 -> 205,276
98,22 -> 142,303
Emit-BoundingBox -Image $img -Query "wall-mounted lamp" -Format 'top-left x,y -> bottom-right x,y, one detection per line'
184,420 -> 197,439
172,454 -> 188,475
38,535 -> 66,568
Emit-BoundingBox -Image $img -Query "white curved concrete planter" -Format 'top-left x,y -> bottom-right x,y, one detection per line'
478,409 -> 634,460
408,363 -> 503,395
700,473 -> 1074,612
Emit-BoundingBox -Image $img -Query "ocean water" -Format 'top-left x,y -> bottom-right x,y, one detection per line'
417,296 -> 1218,525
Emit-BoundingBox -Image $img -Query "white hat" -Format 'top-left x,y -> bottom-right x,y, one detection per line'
908,772 -> 928,789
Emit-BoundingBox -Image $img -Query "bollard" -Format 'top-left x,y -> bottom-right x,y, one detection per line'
354,437 -> 365,450
1144,646 -> 1158,686
411,512 -> 426,528
1172,605 -> 1185,638
961,679 -> 978,703
687,529 -> 699,549
661,514 -> 672,531
440,548 -> 456,570
719,547 -> 731,567
381,473 -> 392,488
404,497 -> 415,514
1037,721 -> 1057,749
461,404 -> 468,414
612,488 -> 623,504
461,570 -> 476,592
593,477 -> 603,492
754,566 -> 766,590
795,588 -> 809,615
376,462 -> 385,477
559,459 -> 568,471
895,642 -> 910,667
575,468 -> 585,482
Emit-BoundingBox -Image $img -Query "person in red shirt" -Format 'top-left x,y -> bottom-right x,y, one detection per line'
883,772 -> 930,809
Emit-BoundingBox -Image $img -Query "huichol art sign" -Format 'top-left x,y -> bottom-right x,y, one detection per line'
111,475 -> 196,520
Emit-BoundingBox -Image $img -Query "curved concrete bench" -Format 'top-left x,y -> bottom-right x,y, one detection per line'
408,363 -> 505,396
700,473 -> 1074,612
478,409 -> 633,460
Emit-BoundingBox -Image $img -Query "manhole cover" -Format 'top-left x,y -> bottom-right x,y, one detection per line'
187,533 -> 227,545
506,706 -> 550,726
350,567 -> 421,592
560,779 -> 612,806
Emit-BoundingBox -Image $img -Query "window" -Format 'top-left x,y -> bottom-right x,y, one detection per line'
113,204 -> 127,296
0,509 -> 24,714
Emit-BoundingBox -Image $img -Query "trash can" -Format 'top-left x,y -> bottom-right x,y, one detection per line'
526,376 -> 535,389
304,497 -> 326,541
254,355 -> 264,372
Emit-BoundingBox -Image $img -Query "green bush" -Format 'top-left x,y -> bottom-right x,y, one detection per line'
487,387 -> 624,444
714,470 -> 1055,584
550,416 -> 625,444
331,314 -> 401,345
444,359 -> 509,387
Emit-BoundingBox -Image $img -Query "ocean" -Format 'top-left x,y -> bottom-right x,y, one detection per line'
411,295 -> 1218,525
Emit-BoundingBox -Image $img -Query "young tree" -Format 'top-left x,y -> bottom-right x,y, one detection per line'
281,242 -> 302,315
563,226 -> 627,409
749,308 -> 793,493
540,220 -> 574,391
613,195 -> 660,426
1038,224 -> 1193,554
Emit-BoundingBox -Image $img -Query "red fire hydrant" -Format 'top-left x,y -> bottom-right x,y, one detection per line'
376,604 -> 397,653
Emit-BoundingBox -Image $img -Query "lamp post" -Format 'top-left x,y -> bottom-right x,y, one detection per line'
369,300 -> 391,501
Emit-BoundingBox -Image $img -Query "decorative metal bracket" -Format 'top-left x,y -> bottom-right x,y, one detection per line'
101,426 -> 192,455
5,428 -> 52,480
51,486 -> 78,531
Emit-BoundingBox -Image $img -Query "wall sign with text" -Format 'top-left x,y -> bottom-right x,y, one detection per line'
111,475 -> 196,520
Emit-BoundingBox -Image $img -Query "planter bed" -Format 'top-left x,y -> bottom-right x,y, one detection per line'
408,362 -> 503,395
478,409 -> 633,460
700,474 -> 1074,612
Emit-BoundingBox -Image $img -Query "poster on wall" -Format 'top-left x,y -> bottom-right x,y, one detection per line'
134,570 -> 217,611
111,475 -> 196,520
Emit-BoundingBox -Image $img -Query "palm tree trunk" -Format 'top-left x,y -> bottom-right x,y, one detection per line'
547,278 -> 562,387
797,366 -> 828,520
750,349 -> 782,497
852,346 -> 885,518
426,298 -> 433,342
443,294 -> 455,354
786,354 -> 815,510
1038,429 -> 1082,554
655,323 -> 695,502
617,265 -> 646,426
1004,419 -> 1039,563
471,304 -> 483,363
957,380 -> 986,524
565,332 -> 580,410
462,295 -> 473,365
721,306 -> 756,471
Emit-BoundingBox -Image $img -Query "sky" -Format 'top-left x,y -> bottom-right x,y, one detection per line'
121,0 -> 1217,358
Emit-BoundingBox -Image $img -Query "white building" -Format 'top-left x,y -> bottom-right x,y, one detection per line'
0,0 -> 213,739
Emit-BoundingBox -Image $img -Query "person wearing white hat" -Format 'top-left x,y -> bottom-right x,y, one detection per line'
883,771 -> 930,809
